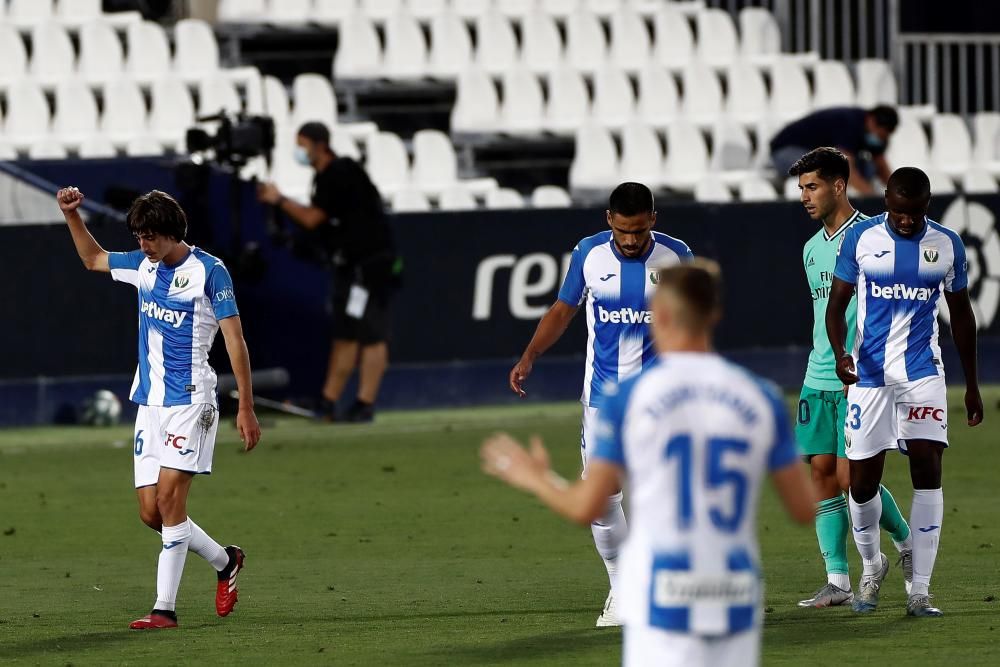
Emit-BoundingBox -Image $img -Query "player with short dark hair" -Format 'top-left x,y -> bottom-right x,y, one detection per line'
789,148 -> 912,608
827,166 -> 983,617
57,186 -> 261,630
508,182 -> 693,626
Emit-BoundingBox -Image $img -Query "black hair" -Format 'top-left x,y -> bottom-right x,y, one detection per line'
297,121 -> 331,146
886,166 -> 931,199
126,190 -> 187,241
869,105 -> 899,132
787,146 -> 851,183
609,182 -> 654,217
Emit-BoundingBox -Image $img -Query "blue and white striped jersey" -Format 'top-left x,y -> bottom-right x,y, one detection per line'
558,231 -> 693,409
834,214 -> 968,388
108,247 -> 239,407
593,353 -> 798,636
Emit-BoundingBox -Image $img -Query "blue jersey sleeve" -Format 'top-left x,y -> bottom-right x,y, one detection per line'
557,245 -> 586,306
108,250 -> 145,287
945,231 -> 969,293
754,378 -> 798,471
592,376 -> 640,467
833,226 -> 860,284
205,262 -> 239,320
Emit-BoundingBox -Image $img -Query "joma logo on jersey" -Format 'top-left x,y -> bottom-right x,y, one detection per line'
869,281 -> 935,301
140,300 -> 188,328
906,406 -> 945,421
598,306 -> 652,324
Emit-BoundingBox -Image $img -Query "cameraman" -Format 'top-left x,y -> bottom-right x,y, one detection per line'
257,122 -> 396,423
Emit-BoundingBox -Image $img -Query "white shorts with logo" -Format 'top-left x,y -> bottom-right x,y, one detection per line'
844,375 -> 948,461
133,403 -> 219,487
580,405 -> 600,473
623,625 -> 760,667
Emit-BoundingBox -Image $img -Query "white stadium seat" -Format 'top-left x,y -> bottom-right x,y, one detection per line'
663,121 -> 708,190
855,59 -> 897,107
78,19 -> 126,85
314,0 -> 358,25
29,22 -> 76,87
335,13 -> 383,79
485,188 -> 526,209
8,0 -> 54,28
619,121 -> 664,188
475,12 -> 518,76
360,0 -> 403,22
636,64 -> 679,128
0,143 -> 18,160
439,187 -> 479,211
331,131 -> 362,160
545,67 -> 590,135
199,74 -> 243,116
496,0 -> 536,18
52,80 -> 100,148
412,129 -> 458,194
592,66 -> 636,130
520,10 -> 563,74
451,67 -> 501,134
886,118 -> 930,171
812,61 -> 856,109
610,6 -> 651,72
28,139 -> 69,160
770,58 -> 812,121
962,168 -> 999,194
531,185 -> 572,207
58,0 -> 108,27
268,0 -> 312,24
569,124 -> 619,191
262,76 -> 291,127
77,134 -> 118,158
126,21 -> 172,84
566,9 -> 608,74
694,176 -> 734,203
428,12 -> 473,79
366,132 -> 411,194
584,0 -> 621,18
738,176 -> 778,201
406,0 -> 448,21
452,0 -> 493,20
125,135 -> 166,156
174,19 -> 220,81
384,10 -> 429,79
291,73 -> 338,128
500,67 -> 546,135
3,81 -> 51,149
0,24 -> 28,85
930,114 -> 973,177
784,176 -> 802,200
653,4 -> 695,70
391,189 -> 432,212
926,168 -> 956,195
149,77 -> 195,147
218,0 -> 268,22
681,62 -> 723,125
725,62 -> 769,125
709,122 -> 754,178
541,0 -> 581,18
739,7 -> 781,62
696,8 -> 739,68
972,112 -> 1000,170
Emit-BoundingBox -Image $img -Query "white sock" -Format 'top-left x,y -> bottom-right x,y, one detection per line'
910,488 -> 943,597
188,518 -> 230,571
591,492 -> 627,594
155,519 -> 192,612
828,573 -> 851,591
849,492 -> 882,576
893,534 -> 913,553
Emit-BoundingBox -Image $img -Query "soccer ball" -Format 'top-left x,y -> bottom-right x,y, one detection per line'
82,389 -> 122,426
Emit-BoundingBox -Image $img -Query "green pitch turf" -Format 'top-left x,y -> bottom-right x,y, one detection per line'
1,388 -> 998,666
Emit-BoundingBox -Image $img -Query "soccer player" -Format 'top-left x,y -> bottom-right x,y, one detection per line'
508,182 -> 693,627
57,187 -> 262,630
827,167 -> 983,617
485,260 -> 814,666
789,148 -> 912,608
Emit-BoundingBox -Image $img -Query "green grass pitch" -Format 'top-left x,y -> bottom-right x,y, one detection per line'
1,388 -> 998,665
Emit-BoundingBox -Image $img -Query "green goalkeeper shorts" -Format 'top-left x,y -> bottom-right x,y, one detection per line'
794,385 -> 847,459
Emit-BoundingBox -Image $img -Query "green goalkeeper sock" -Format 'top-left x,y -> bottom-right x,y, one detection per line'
879,484 -> 912,549
816,494 -> 850,584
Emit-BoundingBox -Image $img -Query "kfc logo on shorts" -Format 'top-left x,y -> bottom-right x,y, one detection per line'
165,433 -> 195,455
906,406 -> 945,422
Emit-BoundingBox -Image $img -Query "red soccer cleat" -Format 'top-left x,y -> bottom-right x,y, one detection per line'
128,612 -> 178,630
216,545 -> 245,617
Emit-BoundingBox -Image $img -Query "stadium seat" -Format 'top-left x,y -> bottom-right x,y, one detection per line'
636,64 -> 679,128
531,185 -> 573,207
496,0 -> 536,18
783,176 -> 802,200
451,67 -> 501,134
694,176 -> 734,203
681,62 -> 724,126
217,0 -> 268,22
709,122 -> 754,181
291,74 -> 338,128
412,129 -> 458,194
28,139 -> 69,160
52,80 -> 100,148
886,118 -> 930,171
77,134 -> 117,158
391,189 -> 432,212
566,9 -> 608,74
78,19 -> 126,86
3,81 -> 51,149
738,176 -> 779,201
268,0 -> 312,24
29,23 -> 76,87
271,131 -> 313,202
428,12 -> 474,79
475,11 -> 518,75
584,0 -> 621,18
199,75 -> 243,117
366,132 -> 411,194
739,7 -> 781,62
520,10 -> 563,74
725,62 -> 769,125
972,112 -> 1000,173
335,13 -> 383,79
610,6 -> 651,72
149,77 -> 195,147
930,114 -> 973,177
653,4 -> 695,70
569,124 -> 620,191
406,0 -> 448,21
855,59 -> 897,107
696,9 -> 739,68
500,67 -> 546,135
0,24 -> 28,86
961,168 -> 999,194
125,135 -> 166,156
812,61 -> 856,109
663,121 -> 708,190
770,58 -> 812,121
592,66 -> 636,130
331,131 -> 362,160
545,67 -> 590,135
314,0 -> 358,25
438,187 -> 479,210
360,0 -> 403,22
485,188 -> 526,209
541,0 -> 580,18
126,20 -> 172,84
101,78 -> 147,146
8,0 -> 54,28
262,76 -> 291,127
384,10 -> 429,79
620,121 -> 665,188
926,168 -> 956,195
452,0 -> 493,20
0,143 -> 17,160
174,19 -> 220,81
58,0 -> 116,28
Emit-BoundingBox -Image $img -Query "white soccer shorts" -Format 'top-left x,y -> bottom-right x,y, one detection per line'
580,405 -> 600,473
844,375 -> 949,461
133,403 -> 219,487
623,625 -> 760,667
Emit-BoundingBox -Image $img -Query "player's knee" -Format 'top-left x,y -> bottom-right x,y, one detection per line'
155,488 -> 184,519
138,506 -> 162,531
849,483 -> 879,504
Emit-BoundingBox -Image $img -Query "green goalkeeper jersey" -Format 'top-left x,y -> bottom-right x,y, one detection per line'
802,210 -> 866,391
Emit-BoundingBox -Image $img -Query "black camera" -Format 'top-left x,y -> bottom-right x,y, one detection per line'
186,113 -> 275,167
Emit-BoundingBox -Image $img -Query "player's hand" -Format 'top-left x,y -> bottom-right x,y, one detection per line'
256,181 -> 282,205
965,386 -> 984,427
509,357 -> 533,397
835,354 -> 859,385
57,186 -> 84,213
236,407 -> 261,451
481,433 -> 550,493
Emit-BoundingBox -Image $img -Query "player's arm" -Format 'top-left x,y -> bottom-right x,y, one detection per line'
480,433 -> 621,525
771,463 -> 815,524
826,277 -> 859,384
257,182 -> 327,230
944,288 -> 983,426
872,153 -> 891,186
218,316 -> 262,451
509,301 -> 578,396
57,187 -> 109,272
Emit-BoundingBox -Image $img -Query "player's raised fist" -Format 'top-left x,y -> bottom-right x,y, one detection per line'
57,187 -> 84,213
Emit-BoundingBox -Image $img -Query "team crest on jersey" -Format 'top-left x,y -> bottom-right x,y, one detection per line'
649,271 -> 658,285
922,247 -> 939,263
845,432 -> 852,450
173,274 -> 191,288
